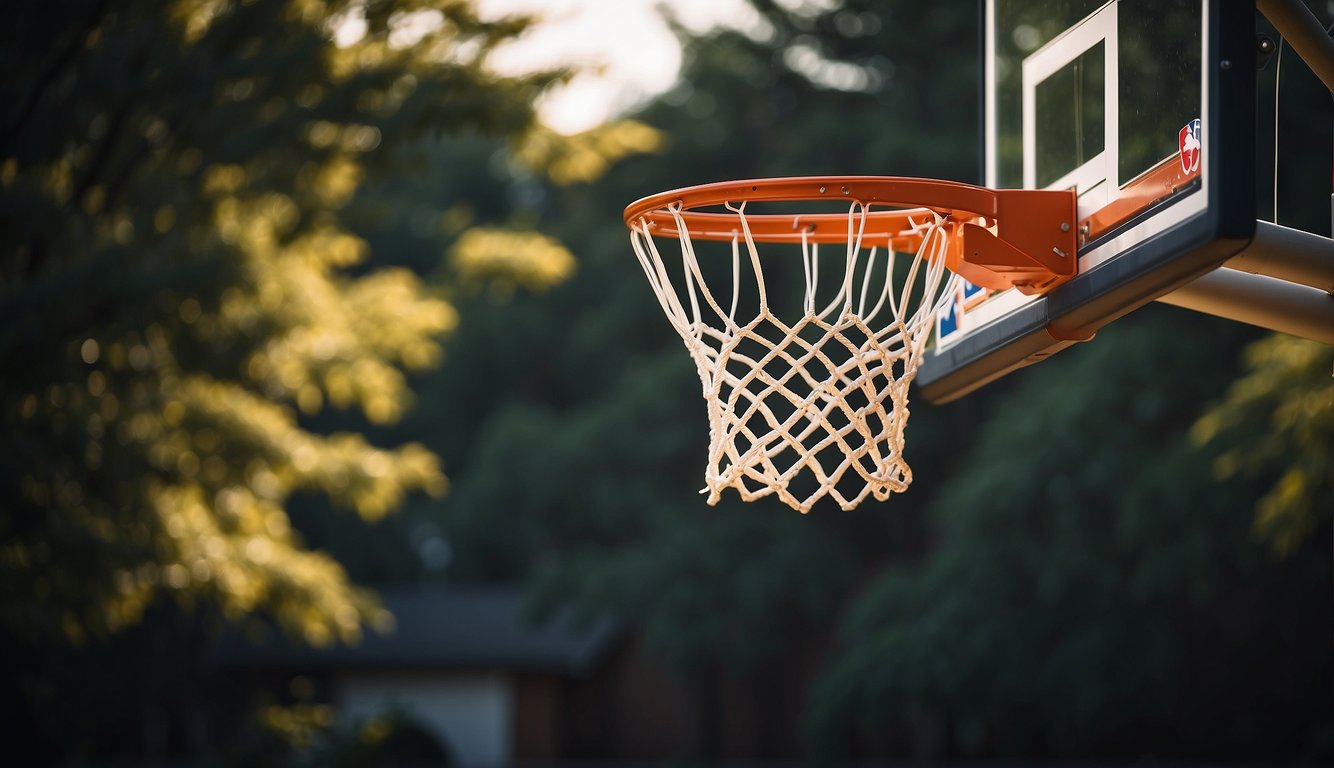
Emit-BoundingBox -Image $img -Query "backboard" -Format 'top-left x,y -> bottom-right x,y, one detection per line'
917,0 -> 1256,402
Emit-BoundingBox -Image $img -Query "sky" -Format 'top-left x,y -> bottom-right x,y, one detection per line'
475,0 -> 766,133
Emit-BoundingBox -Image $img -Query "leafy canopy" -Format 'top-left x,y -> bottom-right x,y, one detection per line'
1193,336 -> 1334,557
0,0 -> 613,645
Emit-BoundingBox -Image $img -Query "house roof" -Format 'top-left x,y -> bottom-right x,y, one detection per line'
223,585 -> 620,677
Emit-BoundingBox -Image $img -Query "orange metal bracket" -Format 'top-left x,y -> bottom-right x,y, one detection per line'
1081,156 -> 1200,246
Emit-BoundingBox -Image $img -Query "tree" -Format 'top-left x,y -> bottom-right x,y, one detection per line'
807,311 -> 1331,761
279,117 -> 661,586
0,0 -> 573,646
1193,335 -> 1334,557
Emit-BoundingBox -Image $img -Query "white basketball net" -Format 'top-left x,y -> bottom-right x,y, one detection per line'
629,202 -> 959,513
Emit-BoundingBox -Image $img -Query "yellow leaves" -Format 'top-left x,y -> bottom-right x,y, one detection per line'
439,203 -> 475,235
146,472 -> 395,647
80,338 -> 100,364
325,28 -> 452,83
314,435 -> 447,520
82,184 -> 106,214
210,184 -> 454,428
260,703 -> 335,749
177,148 -> 203,174
153,205 -> 176,234
386,8 -> 446,49
450,227 -> 575,294
63,615 -> 89,646
305,121 -> 380,154
514,120 -> 665,185
44,154 -> 74,204
297,384 -> 322,414
1194,334 -> 1334,557
163,399 -> 186,426
234,240 -> 454,420
327,41 -> 386,81
5,0 -> 585,652
170,373 -> 446,520
389,72 -> 417,104
213,192 -> 302,251
309,155 -> 364,208
345,268 -> 458,362
1252,468 -> 1319,558
297,228 -> 367,269
85,371 -> 107,399
111,214 -> 136,245
288,0 -> 332,27
203,163 -> 249,195
168,0 -> 232,44
179,297 -> 203,323
260,193 -> 301,234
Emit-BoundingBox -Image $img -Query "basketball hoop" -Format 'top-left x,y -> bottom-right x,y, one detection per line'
625,176 -> 1075,512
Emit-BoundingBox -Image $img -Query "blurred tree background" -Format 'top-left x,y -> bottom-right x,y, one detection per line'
1,0 -> 1331,765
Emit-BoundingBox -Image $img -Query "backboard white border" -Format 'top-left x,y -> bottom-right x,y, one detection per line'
958,0 -> 1213,345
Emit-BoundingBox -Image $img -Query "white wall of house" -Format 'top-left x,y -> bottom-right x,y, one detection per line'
335,671 -> 513,768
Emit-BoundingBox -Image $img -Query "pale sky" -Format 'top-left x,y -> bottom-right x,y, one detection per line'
476,0 -> 766,133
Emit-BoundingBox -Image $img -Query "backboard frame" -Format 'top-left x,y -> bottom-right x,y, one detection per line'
917,0 -> 1256,403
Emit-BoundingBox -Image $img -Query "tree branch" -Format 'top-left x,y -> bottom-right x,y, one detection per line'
1,0 -> 111,153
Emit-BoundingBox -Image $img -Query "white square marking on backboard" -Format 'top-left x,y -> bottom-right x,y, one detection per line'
1022,0 -> 1118,209
947,0 -> 1214,353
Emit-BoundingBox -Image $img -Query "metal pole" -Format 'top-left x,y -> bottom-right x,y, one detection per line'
1157,266 -> 1334,343
1226,220 -> 1334,293
1257,0 -> 1334,93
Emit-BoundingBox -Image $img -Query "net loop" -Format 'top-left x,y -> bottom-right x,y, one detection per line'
629,199 -> 958,513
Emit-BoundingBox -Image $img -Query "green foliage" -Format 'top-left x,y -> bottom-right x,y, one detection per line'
1194,335 -> 1334,557
457,350 -> 859,672
449,227 -> 575,295
399,0 -> 1331,760
514,121 -> 665,186
0,0 -> 576,646
6,0 -> 1305,760
807,311 -> 1331,758
228,702 -> 449,768
411,0 -> 982,692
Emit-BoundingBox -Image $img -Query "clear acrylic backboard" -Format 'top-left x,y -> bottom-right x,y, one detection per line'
917,0 -> 1256,402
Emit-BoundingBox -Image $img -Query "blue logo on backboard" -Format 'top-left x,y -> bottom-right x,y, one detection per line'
961,279 -> 986,306
937,293 -> 961,341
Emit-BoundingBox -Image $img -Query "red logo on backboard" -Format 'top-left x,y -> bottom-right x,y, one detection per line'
1179,118 -> 1201,175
